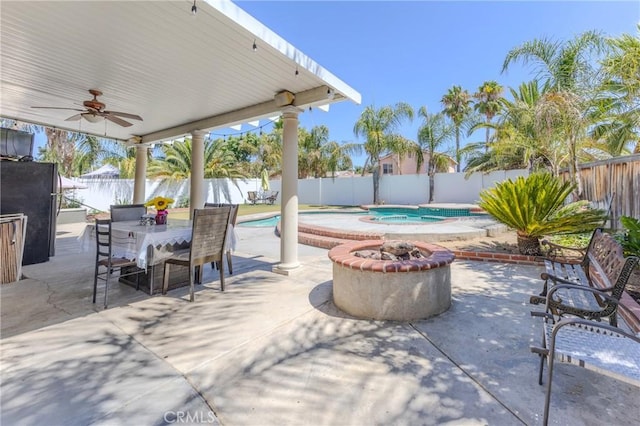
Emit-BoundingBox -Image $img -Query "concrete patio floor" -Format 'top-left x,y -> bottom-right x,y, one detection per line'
1,223 -> 638,425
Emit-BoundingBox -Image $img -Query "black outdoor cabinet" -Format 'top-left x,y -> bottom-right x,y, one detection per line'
0,161 -> 57,265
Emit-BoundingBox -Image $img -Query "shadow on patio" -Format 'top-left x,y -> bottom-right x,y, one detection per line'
1,224 -> 638,425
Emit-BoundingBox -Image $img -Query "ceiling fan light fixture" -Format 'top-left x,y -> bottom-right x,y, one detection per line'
32,89 -> 141,127
191,0 -> 197,14
83,113 -> 103,123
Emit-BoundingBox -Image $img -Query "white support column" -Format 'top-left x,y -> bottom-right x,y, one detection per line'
133,144 -> 149,204
274,106 -> 301,275
190,130 -> 207,218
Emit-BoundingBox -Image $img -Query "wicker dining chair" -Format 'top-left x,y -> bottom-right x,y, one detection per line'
204,203 -> 239,274
162,207 -> 231,302
93,219 -> 144,309
110,204 -> 147,222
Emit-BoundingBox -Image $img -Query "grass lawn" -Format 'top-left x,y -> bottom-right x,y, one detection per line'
169,204 -> 356,220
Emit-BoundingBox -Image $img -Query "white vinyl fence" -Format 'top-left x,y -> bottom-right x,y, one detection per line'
70,170 -> 528,212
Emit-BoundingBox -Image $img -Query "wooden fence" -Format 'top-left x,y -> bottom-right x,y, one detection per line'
559,154 -> 640,229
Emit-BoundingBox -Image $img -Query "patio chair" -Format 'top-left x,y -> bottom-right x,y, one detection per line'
204,203 -> 239,274
265,191 -> 279,205
247,191 -> 258,205
93,219 -> 144,309
110,204 -> 147,222
162,206 -> 231,302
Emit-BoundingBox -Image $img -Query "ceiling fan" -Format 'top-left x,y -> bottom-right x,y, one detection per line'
31,89 -> 143,127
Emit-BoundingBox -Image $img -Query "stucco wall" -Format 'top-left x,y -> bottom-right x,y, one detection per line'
70,170 -> 528,212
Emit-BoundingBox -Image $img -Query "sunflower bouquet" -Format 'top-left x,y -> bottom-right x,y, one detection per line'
145,196 -> 174,224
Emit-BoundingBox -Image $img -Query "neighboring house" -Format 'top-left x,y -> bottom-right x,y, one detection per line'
379,151 -> 456,175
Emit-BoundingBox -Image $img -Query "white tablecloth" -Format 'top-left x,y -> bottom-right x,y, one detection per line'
79,219 -> 237,269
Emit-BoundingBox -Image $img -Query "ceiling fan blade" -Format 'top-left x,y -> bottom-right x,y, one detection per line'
105,115 -> 133,127
104,111 -> 143,121
31,106 -> 85,111
65,114 -> 83,121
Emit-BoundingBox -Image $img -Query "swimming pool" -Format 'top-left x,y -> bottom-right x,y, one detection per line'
366,206 -> 487,224
368,206 -> 486,217
238,206 -> 487,227
237,210 -> 367,227
238,215 -> 281,227
237,205 -> 503,245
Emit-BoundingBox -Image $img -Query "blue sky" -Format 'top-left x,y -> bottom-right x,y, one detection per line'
232,0 -> 638,167
32,1 -> 639,168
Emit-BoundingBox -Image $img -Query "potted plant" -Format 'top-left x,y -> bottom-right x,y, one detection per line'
478,173 -> 608,255
145,196 -> 174,225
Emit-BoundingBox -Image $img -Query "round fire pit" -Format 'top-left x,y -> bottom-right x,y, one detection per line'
328,240 -> 455,321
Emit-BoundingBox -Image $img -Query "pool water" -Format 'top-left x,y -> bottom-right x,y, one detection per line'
238,207 -> 487,227
371,214 -> 443,223
366,206 -> 487,224
239,215 -> 281,227
368,206 -> 485,217
238,210 -> 367,227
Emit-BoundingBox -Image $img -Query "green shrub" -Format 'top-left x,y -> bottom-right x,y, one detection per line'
619,216 -> 640,257
176,196 -> 190,208
478,173 -> 608,255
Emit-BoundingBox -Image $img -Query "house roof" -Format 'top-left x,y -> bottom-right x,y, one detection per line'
379,150 -> 458,165
0,0 -> 360,144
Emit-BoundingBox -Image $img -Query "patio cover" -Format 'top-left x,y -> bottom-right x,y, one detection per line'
0,0 -> 361,143
0,0 -> 361,273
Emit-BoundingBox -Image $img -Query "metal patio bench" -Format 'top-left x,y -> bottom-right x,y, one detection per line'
530,228 -> 639,327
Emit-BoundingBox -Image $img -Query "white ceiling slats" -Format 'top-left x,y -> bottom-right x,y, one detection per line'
1,0 -> 360,143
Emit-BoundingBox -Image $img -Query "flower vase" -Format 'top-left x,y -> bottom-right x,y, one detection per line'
155,210 -> 168,225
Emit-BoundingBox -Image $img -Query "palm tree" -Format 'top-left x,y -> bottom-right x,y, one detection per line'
205,138 -> 250,179
464,81 -> 574,176
298,126 -> 357,178
473,81 -> 504,148
416,107 -> 453,203
322,140 -> 355,178
502,31 -> 607,198
148,138 -> 248,180
386,135 -> 420,176
593,26 -> 640,154
353,102 -> 414,204
441,85 -> 472,172
299,126 -> 328,178
254,127 -> 283,179
503,30 -> 606,92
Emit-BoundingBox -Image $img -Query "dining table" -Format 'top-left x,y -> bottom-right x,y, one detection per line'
79,219 -> 237,294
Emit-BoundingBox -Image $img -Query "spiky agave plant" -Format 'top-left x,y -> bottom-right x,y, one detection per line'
478,173 -> 608,255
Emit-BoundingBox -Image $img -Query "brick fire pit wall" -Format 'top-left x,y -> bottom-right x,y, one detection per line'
328,240 -> 455,321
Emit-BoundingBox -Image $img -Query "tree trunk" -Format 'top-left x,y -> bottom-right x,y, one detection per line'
485,126 -> 490,152
571,136 -> 583,200
428,171 -> 435,203
455,128 -> 461,172
372,167 -> 380,204
517,233 -> 541,256
361,158 -> 369,177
